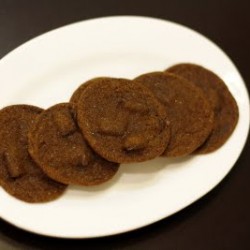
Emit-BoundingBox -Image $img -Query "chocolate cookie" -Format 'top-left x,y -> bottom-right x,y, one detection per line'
76,77 -> 170,163
166,63 -> 239,153
0,105 -> 66,203
70,77 -> 108,104
135,72 -> 214,156
28,103 -> 119,186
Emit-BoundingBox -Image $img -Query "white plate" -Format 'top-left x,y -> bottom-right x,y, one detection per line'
0,16 -> 249,239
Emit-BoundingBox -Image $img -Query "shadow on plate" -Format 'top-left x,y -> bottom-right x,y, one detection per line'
122,155 -> 194,174
68,167 -> 123,193
68,155 -> 194,193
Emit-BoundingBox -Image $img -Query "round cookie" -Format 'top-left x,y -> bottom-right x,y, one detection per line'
76,77 -> 170,163
135,72 -> 214,157
166,63 -> 239,153
0,105 -> 66,203
28,103 -> 119,186
70,77 -> 109,104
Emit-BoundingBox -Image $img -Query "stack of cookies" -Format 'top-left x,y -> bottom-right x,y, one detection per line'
0,63 -> 239,203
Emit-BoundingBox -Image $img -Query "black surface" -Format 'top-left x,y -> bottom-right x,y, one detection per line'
0,0 -> 250,249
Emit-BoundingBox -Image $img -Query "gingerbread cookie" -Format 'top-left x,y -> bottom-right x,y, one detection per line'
76,77 -> 170,163
166,63 -> 239,153
135,72 -> 214,156
28,103 -> 119,186
0,105 -> 66,203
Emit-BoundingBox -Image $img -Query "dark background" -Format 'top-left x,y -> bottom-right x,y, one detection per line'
0,0 -> 249,249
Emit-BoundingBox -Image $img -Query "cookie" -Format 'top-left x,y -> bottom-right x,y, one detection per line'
166,63 -> 239,153
76,77 -> 170,163
28,103 -> 119,186
70,77 -> 109,104
135,72 -> 214,156
0,105 -> 66,203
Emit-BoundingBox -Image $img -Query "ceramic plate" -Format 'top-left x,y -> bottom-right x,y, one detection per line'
0,16 -> 249,238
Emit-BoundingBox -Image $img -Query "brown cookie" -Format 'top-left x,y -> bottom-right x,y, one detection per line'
0,105 -> 66,203
70,77 -> 109,104
28,103 -> 119,186
76,77 -> 170,163
166,63 -> 239,153
135,72 -> 214,156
